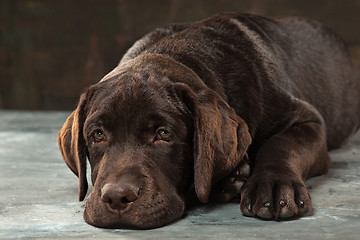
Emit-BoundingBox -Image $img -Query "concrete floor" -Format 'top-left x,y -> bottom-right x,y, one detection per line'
0,111 -> 359,239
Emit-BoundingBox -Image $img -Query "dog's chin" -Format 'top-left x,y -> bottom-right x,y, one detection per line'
82,191 -> 186,229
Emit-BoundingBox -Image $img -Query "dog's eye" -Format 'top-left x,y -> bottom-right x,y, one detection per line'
156,128 -> 173,142
93,130 -> 106,143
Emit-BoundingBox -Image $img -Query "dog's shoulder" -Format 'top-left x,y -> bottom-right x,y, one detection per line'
119,13 -> 280,64
120,23 -> 191,64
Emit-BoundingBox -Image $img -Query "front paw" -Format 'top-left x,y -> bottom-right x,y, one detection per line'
240,173 -> 312,220
210,153 -> 251,203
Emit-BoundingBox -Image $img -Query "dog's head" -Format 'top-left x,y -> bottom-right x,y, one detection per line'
58,54 -> 251,229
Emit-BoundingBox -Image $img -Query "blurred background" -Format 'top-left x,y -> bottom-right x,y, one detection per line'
1,0 -> 360,110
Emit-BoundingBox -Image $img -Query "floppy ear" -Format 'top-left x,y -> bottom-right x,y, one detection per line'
176,83 -> 251,203
58,93 -> 91,201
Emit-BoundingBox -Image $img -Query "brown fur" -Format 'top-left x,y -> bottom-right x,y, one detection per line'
58,13 -> 360,229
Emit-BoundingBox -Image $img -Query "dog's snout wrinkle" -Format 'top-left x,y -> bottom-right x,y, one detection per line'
101,183 -> 140,213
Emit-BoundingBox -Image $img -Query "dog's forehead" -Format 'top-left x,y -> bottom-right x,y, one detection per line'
86,72 -> 187,129
96,72 -> 174,109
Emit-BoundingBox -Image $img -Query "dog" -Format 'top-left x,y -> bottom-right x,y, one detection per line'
58,13 -> 360,229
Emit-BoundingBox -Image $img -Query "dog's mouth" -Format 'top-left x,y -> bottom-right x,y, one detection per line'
83,182 -> 186,229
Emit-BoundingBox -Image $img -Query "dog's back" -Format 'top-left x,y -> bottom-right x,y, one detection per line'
121,13 -> 360,149
278,18 -> 360,148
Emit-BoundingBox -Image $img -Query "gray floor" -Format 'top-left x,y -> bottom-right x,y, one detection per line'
0,111 -> 359,240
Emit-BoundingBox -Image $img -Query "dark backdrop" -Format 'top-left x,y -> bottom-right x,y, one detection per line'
1,0 -> 360,110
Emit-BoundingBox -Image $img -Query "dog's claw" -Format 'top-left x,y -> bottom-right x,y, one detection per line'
210,153 -> 251,202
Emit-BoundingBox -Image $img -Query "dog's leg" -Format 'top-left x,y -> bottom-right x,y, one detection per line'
240,102 -> 331,220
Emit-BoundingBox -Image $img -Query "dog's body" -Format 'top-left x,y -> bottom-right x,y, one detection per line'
58,13 -> 360,229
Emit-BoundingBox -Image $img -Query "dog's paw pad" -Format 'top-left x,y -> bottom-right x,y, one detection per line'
257,205 -> 273,219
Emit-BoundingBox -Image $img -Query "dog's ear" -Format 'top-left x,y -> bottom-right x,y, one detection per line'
175,83 -> 251,203
58,91 -> 93,201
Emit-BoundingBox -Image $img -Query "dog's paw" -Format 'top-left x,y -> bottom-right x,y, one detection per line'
240,172 -> 312,220
210,153 -> 251,203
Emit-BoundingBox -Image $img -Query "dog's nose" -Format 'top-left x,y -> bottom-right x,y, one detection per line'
101,183 -> 139,212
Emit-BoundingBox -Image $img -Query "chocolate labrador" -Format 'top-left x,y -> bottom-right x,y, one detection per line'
58,13 -> 360,229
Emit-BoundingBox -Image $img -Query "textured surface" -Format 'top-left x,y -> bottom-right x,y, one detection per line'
0,111 -> 359,239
